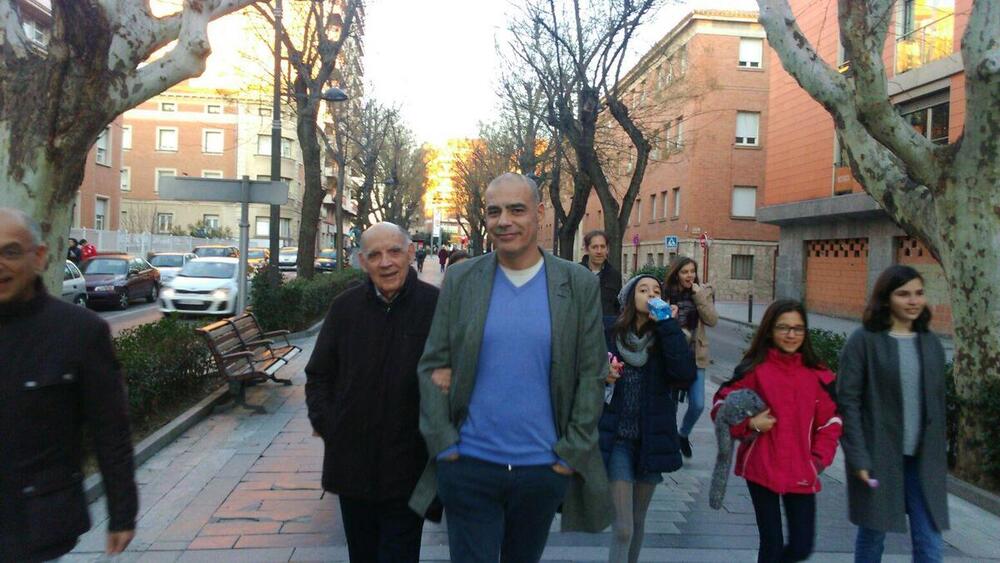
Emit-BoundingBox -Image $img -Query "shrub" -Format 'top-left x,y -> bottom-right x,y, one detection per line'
250,269 -> 364,332
808,329 -> 848,372
114,317 -> 215,430
633,264 -> 668,281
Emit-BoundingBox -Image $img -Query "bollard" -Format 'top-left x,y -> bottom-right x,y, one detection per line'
748,293 -> 754,324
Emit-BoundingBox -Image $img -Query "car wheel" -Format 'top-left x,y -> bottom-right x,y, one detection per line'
147,283 -> 159,303
73,294 -> 87,307
118,290 -> 130,310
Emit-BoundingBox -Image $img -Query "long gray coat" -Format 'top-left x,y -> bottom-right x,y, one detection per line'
837,328 -> 949,533
408,251 -> 612,533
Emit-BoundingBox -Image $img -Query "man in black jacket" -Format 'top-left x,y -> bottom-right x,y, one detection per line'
305,222 -> 438,563
0,208 -> 137,562
580,230 -> 623,318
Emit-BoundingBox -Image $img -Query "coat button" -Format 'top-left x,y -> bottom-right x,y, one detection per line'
24,381 -> 37,388
63,373 -> 75,382
22,485 -> 36,494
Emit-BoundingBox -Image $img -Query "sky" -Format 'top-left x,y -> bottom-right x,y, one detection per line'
363,0 -> 759,144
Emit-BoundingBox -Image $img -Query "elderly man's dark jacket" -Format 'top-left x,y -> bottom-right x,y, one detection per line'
0,280 -> 137,563
305,268 -> 439,501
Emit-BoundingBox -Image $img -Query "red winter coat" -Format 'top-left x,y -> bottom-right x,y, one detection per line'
711,348 -> 842,495
81,243 -> 97,260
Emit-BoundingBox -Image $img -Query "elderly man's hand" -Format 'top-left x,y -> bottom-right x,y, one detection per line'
106,529 -> 135,554
431,367 -> 452,394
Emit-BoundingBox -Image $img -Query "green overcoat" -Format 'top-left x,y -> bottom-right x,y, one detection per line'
408,251 -> 612,532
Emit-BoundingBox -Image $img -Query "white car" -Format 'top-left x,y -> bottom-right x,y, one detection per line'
149,252 -> 197,285
159,257 -> 240,316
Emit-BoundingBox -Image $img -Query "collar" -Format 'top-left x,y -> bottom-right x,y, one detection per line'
766,347 -> 804,367
367,267 -> 418,305
0,277 -> 48,319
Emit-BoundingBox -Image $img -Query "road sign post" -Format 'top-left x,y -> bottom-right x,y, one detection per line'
159,176 -> 289,315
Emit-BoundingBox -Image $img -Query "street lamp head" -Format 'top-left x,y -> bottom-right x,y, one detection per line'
321,87 -> 349,102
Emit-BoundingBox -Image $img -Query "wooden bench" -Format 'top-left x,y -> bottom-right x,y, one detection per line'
197,320 -> 285,414
227,312 -> 301,385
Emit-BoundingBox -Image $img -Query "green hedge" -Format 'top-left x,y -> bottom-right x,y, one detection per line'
633,264 -> 668,281
114,317 -> 216,430
250,269 -> 364,332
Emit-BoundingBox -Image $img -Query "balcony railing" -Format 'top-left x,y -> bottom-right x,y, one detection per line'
895,13 -> 954,74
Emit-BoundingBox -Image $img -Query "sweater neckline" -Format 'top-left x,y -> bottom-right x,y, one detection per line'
0,277 -> 47,319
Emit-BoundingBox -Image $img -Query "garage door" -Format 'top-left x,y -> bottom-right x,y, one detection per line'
805,238 -> 869,318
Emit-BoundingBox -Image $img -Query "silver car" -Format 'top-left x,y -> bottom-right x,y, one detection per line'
149,252 -> 197,285
62,260 -> 87,306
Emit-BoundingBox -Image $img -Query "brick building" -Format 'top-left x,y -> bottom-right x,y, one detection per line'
759,0 -> 964,333
549,10 -> 780,300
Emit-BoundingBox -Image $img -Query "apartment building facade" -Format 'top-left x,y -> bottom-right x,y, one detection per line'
565,10 -> 780,301
759,0 -> 963,332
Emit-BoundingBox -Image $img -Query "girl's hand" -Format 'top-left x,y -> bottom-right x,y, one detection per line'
670,304 -> 679,319
606,357 -> 624,384
748,409 -> 776,433
691,282 -> 702,294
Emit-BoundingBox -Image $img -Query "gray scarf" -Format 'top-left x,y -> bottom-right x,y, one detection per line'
616,329 -> 655,367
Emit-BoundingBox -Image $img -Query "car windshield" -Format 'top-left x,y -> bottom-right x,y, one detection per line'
179,262 -> 236,279
319,251 -> 337,259
150,255 -> 184,268
194,247 -> 232,257
82,258 -> 128,276
248,250 -> 265,259
280,252 -> 296,259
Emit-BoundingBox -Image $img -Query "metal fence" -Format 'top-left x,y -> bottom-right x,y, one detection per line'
69,228 -> 238,257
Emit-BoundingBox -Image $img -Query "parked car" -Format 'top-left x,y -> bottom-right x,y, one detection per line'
159,257 -> 240,316
314,249 -> 338,272
81,253 -> 160,310
247,247 -> 270,270
278,247 -> 298,271
149,252 -> 197,285
193,244 -> 239,258
61,260 -> 87,306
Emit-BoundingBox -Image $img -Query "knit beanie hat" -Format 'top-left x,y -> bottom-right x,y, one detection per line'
618,273 -> 661,308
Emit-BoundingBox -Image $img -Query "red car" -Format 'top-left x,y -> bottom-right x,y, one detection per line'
81,253 -> 161,310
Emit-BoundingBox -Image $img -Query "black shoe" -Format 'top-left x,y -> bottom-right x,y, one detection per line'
679,436 -> 692,458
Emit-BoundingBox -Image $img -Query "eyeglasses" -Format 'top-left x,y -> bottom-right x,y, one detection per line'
774,325 -> 807,336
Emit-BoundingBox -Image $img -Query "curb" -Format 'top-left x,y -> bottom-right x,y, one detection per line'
948,475 -> 1000,517
718,315 -> 756,331
288,318 -> 325,341
83,385 -> 230,503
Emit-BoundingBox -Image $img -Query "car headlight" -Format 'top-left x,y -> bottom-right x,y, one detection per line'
212,288 -> 230,299
161,288 -> 175,298
94,285 -> 115,292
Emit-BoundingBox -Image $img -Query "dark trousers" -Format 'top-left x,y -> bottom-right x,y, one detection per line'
436,456 -> 570,563
747,480 -> 816,563
338,496 -> 424,563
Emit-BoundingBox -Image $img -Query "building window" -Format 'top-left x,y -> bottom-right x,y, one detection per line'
735,111 -> 760,146
895,0 -> 954,73
281,137 -> 293,158
255,217 -> 270,237
731,254 -> 754,280
156,127 -> 178,151
95,126 -> 111,166
732,186 -> 757,217
672,187 -> 681,218
900,98 -> 950,145
738,38 -> 764,68
22,18 -> 49,46
202,170 -> 224,179
121,125 -> 132,150
154,168 -> 177,193
280,218 -> 292,239
657,252 -> 665,267
257,135 -> 291,157
160,102 -> 176,112
156,213 -> 174,234
120,167 -> 131,191
203,129 -> 224,154
94,197 -> 108,231
259,107 -> 272,117
203,214 -> 220,229
206,104 -> 222,114
661,190 -> 669,218
635,198 -> 642,225
649,194 -> 657,221
675,116 -> 684,147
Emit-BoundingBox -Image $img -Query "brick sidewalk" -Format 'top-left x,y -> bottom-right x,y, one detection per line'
64,284 -> 999,561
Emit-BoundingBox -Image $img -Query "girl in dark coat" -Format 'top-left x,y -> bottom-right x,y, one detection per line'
600,274 -> 697,563
838,265 -> 949,562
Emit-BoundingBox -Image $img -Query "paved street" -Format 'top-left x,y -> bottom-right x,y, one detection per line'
66,265 -> 1000,562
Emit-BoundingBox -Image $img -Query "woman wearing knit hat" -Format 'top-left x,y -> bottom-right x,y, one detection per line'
599,274 -> 697,563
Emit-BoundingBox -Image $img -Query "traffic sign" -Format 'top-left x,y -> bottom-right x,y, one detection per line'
664,236 -> 678,250
699,232 -> 712,249
632,233 -> 640,247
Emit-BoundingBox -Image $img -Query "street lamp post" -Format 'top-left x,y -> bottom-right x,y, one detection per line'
324,87 -> 349,270
267,0 -> 284,286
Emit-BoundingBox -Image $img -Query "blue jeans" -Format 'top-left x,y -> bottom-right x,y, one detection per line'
678,368 -> 705,438
854,456 -> 943,563
436,456 -> 570,563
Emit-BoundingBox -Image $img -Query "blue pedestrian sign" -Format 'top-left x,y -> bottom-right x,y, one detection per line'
664,236 -> 679,250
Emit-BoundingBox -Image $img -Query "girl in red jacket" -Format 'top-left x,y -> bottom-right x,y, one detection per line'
712,300 -> 842,563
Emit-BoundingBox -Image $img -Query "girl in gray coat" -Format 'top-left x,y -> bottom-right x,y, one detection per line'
837,265 -> 949,562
